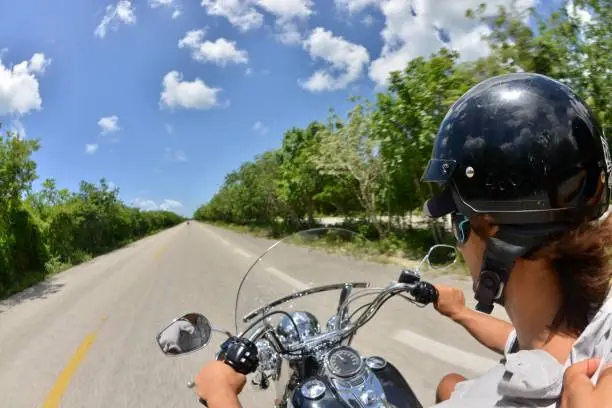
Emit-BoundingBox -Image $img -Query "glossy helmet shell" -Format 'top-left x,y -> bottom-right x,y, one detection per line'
422,73 -> 610,225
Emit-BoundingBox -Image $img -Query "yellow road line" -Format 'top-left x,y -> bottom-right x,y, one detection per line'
43,317 -> 107,408
154,247 -> 165,260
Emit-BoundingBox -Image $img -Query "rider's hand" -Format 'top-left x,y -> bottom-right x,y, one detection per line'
561,358 -> 612,408
195,360 -> 246,405
433,284 -> 467,321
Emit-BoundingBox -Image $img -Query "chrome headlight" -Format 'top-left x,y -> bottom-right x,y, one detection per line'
276,311 -> 321,345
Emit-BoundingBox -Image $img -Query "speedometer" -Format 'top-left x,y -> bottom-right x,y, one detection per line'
326,347 -> 363,378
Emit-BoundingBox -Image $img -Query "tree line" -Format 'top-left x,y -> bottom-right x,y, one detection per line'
0,128 -> 185,298
194,1 -> 611,252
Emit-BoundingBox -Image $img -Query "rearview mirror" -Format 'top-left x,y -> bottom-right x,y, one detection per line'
426,244 -> 457,270
156,313 -> 212,356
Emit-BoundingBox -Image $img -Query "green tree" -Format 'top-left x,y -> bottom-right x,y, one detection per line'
277,122 -> 327,226
468,0 -> 611,137
373,48 -> 476,222
314,102 -> 387,236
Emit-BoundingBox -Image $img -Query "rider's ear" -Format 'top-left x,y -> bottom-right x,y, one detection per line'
470,215 -> 498,239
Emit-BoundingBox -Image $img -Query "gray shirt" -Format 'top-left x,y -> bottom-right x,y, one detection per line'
431,297 -> 612,408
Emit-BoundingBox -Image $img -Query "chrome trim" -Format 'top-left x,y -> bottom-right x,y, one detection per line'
300,379 -> 326,400
365,356 -> 387,371
330,367 -> 390,407
276,311 -> 321,346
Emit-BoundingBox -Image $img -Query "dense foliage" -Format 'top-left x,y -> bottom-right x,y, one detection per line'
194,1 -> 611,254
0,129 -> 184,298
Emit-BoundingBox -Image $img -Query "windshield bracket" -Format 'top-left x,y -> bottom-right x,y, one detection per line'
335,283 -> 353,330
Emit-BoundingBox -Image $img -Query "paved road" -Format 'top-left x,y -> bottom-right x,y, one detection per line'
0,223 -> 509,408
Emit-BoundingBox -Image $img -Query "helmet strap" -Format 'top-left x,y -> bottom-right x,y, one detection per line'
474,224 -> 567,314
475,236 -> 522,313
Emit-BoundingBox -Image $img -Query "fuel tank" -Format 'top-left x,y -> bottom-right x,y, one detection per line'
290,359 -> 423,408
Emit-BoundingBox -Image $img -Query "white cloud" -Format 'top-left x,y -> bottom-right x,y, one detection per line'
98,115 -> 121,134
361,14 -> 375,27
178,29 -> 248,66
160,71 -> 222,110
149,0 -> 182,18
245,67 -> 254,76
300,27 -> 370,92
200,0 -> 313,43
253,121 -> 269,135
275,21 -> 304,45
85,144 -> 99,154
131,198 -> 158,211
131,197 -> 183,212
0,53 -> 51,115
164,147 -> 188,162
28,53 -> 51,74
95,0 -> 136,39
335,0 -> 377,13
256,0 -> 312,18
258,0 -> 314,44
201,0 -> 264,32
165,123 -> 174,134
334,0 -> 535,86
160,199 -> 183,211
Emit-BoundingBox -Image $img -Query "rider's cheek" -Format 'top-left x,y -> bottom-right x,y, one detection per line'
460,234 -> 485,286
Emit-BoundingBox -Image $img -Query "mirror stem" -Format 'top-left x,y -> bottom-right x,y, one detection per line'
212,327 -> 233,338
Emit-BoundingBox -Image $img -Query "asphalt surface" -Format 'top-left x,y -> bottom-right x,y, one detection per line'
0,223 -> 510,408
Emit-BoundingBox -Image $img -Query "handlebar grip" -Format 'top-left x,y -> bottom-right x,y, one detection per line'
411,281 -> 439,305
199,338 -> 257,406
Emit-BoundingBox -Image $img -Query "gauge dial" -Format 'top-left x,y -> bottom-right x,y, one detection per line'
326,347 -> 363,378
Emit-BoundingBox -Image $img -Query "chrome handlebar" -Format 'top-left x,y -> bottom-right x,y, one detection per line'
239,279 -> 435,355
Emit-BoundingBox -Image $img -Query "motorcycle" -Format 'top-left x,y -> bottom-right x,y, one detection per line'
155,228 -> 458,407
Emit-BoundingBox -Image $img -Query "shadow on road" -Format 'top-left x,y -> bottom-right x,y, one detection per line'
0,279 -> 66,314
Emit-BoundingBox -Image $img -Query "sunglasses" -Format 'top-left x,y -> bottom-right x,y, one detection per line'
451,212 -> 470,245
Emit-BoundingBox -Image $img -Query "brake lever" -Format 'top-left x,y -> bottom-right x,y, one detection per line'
186,382 -> 208,406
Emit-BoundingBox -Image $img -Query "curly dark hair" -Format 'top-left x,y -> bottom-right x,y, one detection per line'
532,215 -> 612,334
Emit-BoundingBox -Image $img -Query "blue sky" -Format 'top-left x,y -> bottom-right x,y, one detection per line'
0,0 -> 560,216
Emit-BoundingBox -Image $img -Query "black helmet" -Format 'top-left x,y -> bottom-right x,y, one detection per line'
421,73 -> 611,314
422,72 -> 610,226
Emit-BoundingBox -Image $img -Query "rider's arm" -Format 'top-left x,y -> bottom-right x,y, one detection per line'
452,308 -> 514,355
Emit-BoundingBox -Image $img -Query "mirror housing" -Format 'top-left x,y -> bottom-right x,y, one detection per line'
426,244 -> 458,269
156,313 -> 212,356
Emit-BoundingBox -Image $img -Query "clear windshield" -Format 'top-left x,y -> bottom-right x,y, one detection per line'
233,228 -> 414,335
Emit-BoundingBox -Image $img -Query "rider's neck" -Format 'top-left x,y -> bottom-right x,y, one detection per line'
504,257 -> 578,364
